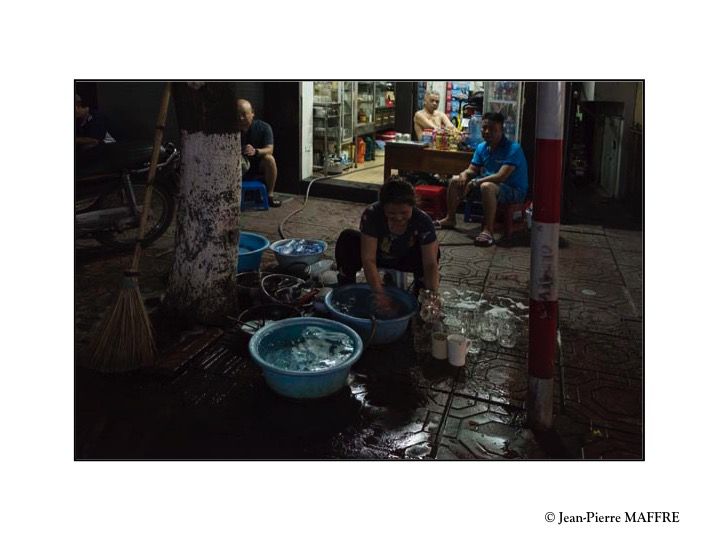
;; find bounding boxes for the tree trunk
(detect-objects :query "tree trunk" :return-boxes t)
[163,82,242,325]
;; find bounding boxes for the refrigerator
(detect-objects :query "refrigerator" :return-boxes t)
[483,81,524,142]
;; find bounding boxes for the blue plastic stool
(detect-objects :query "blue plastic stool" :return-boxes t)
[463,198,484,223]
[241,179,269,211]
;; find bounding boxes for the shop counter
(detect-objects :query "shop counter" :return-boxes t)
[383,142,473,182]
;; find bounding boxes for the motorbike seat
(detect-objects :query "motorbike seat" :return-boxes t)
[75,141,171,180]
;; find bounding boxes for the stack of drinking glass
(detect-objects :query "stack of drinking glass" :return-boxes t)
[439,289,522,354]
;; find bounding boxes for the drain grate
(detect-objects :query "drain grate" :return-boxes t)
[169,330,249,407]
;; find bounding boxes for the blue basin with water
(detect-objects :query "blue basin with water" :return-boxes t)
[249,317,364,399]
[324,284,418,345]
[237,232,270,272]
[269,238,327,268]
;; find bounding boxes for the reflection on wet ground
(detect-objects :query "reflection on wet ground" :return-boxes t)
[75,198,642,460]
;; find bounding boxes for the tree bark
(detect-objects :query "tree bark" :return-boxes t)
[163,82,242,325]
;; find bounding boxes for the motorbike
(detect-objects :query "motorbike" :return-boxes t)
[75,141,179,249]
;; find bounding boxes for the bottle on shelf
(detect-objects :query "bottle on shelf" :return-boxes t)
[467,113,483,149]
[356,137,366,164]
[505,116,515,140]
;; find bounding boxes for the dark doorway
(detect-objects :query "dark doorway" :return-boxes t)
[263,82,301,194]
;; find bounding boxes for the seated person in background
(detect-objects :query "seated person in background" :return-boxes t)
[75,93,116,151]
[413,91,459,141]
[335,178,440,312]
[434,112,528,247]
[237,98,281,207]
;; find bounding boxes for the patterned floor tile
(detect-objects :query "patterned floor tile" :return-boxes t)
[558,230,611,249]
[77,191,644,460]
[453,352,527,408]
[560,329,643,379]
[490,248,531,272]
[487,268,530,292]
[550,413,642,459]
[439,259,490,281]
[454,420,545,459]
[579,427,643,459]
[560,224,606,235]
[440,244,493,264]
[558,255,625,285]
[559,299,629,336]
[612,250,643,269]
[560,366,642,433]
[627,287,643,316]
[618,264,643,290]
[605,229,644,253]
[556,278,632,308]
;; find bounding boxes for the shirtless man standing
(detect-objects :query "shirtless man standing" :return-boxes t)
[413,91,458,140]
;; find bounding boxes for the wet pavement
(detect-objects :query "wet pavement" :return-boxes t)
[75,193,643,460]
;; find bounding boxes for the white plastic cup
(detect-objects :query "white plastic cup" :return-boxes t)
[431,332,448,360]
[447,333,471,366]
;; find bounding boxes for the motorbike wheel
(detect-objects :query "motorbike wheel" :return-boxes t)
[94,181,175,249]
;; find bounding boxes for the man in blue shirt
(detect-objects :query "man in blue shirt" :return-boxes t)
[434,112,528,246]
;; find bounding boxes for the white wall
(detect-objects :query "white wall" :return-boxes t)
[427,81,447,106]
[301,82,314,179]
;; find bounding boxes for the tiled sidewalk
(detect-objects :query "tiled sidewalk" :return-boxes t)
[75,195,642,459]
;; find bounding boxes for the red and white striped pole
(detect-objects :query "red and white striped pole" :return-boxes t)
[527,82,566,430]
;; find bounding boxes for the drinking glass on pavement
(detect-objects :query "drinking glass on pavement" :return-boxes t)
[460,309,481,354]
[480,311,499,342]
[498,316,518,348]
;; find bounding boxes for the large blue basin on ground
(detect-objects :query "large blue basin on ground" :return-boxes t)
[249,317,364,399]
[324,284,418,345]
[237,232,270,272]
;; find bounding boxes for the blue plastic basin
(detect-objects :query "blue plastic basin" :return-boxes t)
[249,317,364,399]
[324,284,418,345]
[237,232,270,272]
[269,238,327,268]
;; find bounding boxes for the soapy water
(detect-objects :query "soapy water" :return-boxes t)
[275,239,325,256]
[437,288,528,347]
[263,326,356,372]
[441,289,528,318]
[332,290,409,320]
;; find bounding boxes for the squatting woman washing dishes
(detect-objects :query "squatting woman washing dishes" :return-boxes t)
[334,177,440,312]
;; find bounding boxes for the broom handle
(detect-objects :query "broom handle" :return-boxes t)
[129,81,173,272]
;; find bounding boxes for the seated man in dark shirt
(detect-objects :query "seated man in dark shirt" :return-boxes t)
[75,93,115,151]
[334,177,440,311]
[237,99,281,207]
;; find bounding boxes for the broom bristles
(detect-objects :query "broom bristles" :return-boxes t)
[87,277,157,373]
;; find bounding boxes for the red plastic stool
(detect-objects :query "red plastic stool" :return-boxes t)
[464,198,532,241]
[491,200,532,241]
[415,185,447,220]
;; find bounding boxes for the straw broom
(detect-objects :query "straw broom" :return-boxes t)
[87,82,173,372]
